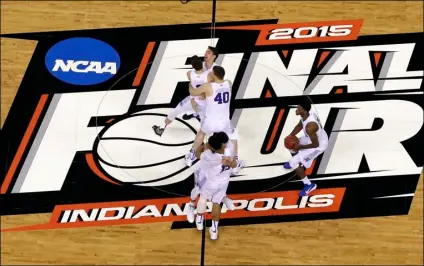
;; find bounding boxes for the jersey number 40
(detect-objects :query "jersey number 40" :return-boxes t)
[214,92,230,104]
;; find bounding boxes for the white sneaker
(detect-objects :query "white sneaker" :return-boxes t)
[185,151,196,167]
[222,197,236,211]
[195,214,204,231]
[231,159,246,175]
[187,202,195,223]
[209,226,218,240]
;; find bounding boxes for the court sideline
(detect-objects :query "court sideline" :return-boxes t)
[1,1,423,265]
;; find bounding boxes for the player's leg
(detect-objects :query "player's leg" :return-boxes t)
[185,129,206,166]
[224,124,245,175]
[209,203,221,240]
[153,96,194,136]
[187,166,207,223]
[183,98,204,121]
[284,146,325,196]
[221,179,235,211]
[185,119,210,166]
[196,181,215,231]
[283,136,317,195]
[219,125,243,210]
[208,183,227,240]
[195,195,208,231]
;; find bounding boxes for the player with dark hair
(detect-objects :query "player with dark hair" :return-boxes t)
[191,131,237,240]
[283,98,329,196]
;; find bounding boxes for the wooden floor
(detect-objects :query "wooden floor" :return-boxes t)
[1,1,423,265]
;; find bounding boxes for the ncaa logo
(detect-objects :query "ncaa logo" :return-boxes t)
[45,37,121,86]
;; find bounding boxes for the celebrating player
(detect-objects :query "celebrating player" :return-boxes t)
[152,55,208,136]
[182,46,219,121]
[191,132,237,240]
[186,130,238,225]
[185,66,244,174]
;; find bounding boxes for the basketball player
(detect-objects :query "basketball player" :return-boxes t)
[182,46,219,121]
[152,55,208,136]
[283,99,329,196]
[184,66,245,174]
[191,132,237,240]
[186,131,237,225]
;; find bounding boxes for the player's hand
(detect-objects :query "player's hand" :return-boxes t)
[292,143,301,151]
[222,156,233,162]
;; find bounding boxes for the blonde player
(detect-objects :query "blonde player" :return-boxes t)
[152,55,208,136]
[185,66,245,174]
[186,132,237,225]
[283,99,329,196]
[192,132,237,240]
[183,46,219,121]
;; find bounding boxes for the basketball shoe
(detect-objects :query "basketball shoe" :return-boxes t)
[152,125,164,137]
[283,162,317,196]
[185,149,197,166]
[231,157,245,175]
[186,202,195,223]
[209,226,218,240]
[299,183,317,197]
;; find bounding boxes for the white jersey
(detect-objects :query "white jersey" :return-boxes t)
[301,111,329,149]
[189,70,208,101]
[190,70,208,89]
[203,62,218,74]
[198,141,234,183]
[204,80,231,123]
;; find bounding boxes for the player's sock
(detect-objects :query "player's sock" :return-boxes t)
[212,220,219,231]
[209,220,219,240]
[195,213,204,231]
[301,176,312,185]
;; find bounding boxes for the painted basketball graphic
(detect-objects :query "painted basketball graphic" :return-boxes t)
[94,108,200,186]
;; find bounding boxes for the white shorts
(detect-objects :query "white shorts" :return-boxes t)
[201,119,239,140]
[167,96,206,121]
[194,166,207,187]
[289,136,327,169]
[199,178,230,204]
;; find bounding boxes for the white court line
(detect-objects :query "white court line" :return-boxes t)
[289,167,423,182]
[373,193,415,199]
[376,91,423,96]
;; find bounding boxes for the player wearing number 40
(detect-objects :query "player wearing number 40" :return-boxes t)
[185,66,244,174]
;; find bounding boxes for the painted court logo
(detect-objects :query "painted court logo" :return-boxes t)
[45,37,120,85]
[1,19,423,232]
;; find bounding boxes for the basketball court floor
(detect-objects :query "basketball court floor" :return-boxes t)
[1,1,423,265]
